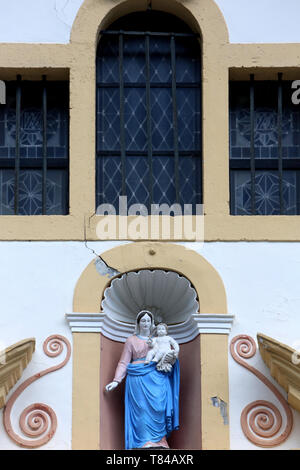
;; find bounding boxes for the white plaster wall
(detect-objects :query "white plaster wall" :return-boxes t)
[0,240,300,450]
[0,0,300,44]
[216,0,300,43]
[0,240,126,450]
[0,0,80,43]
[193,241,300,450]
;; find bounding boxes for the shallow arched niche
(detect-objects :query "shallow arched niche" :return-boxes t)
[73,242,227,314]
[71,242,230,451]
[70,0,229,48]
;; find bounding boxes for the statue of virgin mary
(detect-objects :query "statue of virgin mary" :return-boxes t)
[105,310,180,449]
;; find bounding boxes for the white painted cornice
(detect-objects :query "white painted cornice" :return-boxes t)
[66,312,234,344]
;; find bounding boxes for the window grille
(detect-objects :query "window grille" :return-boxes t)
[0,77,69,215]
[230,74,300,215]
[96,12,202,213]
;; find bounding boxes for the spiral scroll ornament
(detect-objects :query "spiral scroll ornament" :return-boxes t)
[230,335,293,448]
[3,335,71,448]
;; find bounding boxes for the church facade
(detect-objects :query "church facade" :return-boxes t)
[0,0,300,450]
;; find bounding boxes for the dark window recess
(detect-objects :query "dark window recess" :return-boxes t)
[230,76,300,215]
[0,78,69,215]
[96,11,202,213]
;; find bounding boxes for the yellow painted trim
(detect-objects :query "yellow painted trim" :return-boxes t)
[71,333,101,450]
[83,214,300,242]
[201,334,230,450]
[72,242,230,449]
[0,0,300,241]
[228,44,300,69]
[204,215,300,242]
[0,0,300,240]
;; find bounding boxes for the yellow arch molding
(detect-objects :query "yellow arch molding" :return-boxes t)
[71,242,230,450]
[70,0,229,46]
[70,0,231,240]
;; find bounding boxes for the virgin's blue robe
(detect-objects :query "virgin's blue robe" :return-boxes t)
[125,360,180,449]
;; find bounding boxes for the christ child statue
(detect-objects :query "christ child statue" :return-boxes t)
[145,323,179,373]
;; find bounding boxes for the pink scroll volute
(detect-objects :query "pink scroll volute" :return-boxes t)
[230,335,293,448]
[3,334,71,449]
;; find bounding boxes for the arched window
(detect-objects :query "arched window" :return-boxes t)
[96,11,201,213]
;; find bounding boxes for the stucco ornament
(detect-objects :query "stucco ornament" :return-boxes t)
[230,335,293,447]
[105,311,180,449]
[3,335,71,449]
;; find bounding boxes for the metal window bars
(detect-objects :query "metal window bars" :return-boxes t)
[14,76,49,214]
[97,29,201,210]
[230,73,300,215]
[0,77,69,215]
[14,75,21,215]
[249,74,255,215]
[277,72,284,214]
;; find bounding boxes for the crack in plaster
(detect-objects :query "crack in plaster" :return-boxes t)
[54,0,78,28]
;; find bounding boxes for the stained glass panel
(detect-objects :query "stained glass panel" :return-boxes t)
[126,156,149,208]
[179,156,202,208]
[230,80,300,215]
[149,36,171,84]
[96,12,202,212]
[96,156,150,209]
[0,80,69,215]
[177,89,201,151]
[0,169,67,215]
[152,156,176,206]
[230,81,300,159]
[231,170,299,215]
[0,82,68,160]
[96,156,121,209]
[125,89,147,151]
[96,36,119,84]
[124,37,146,83]
[96,155,202,211]
[175,37,201,84]
[97,88,120,151]
[0,169,14,215]
[151,89,173,151]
